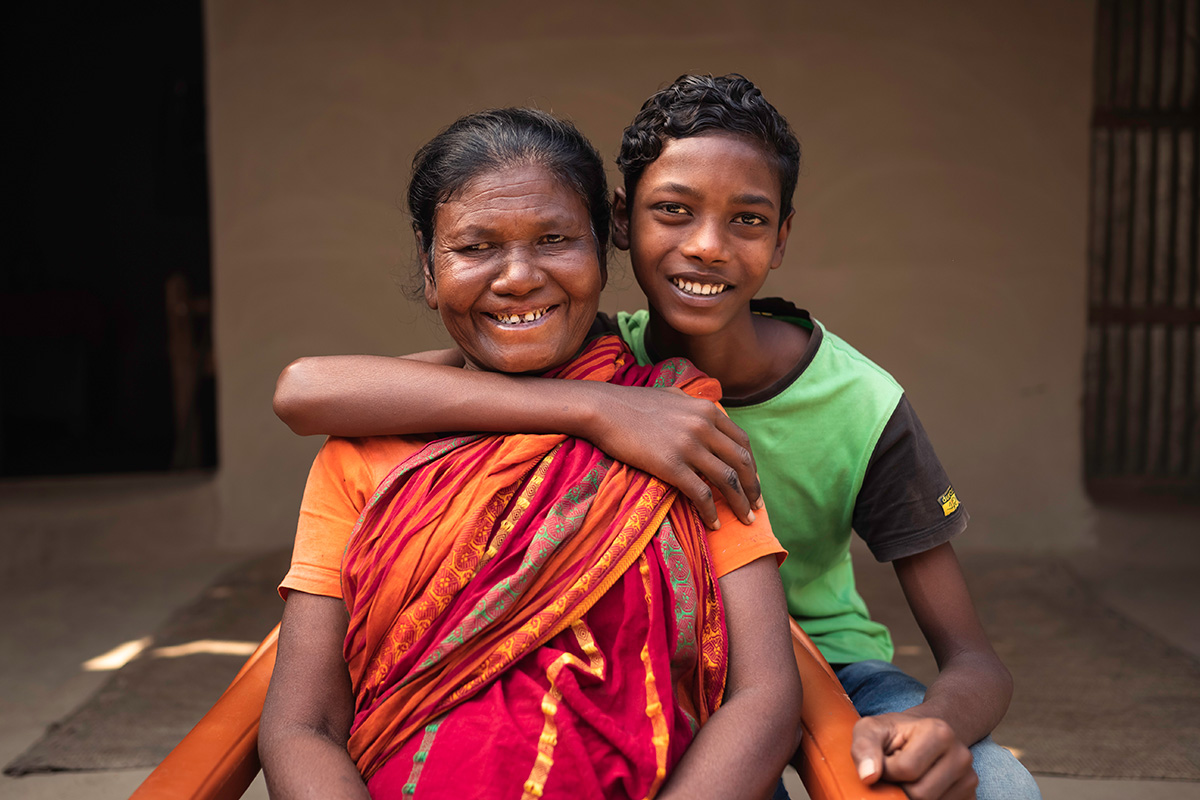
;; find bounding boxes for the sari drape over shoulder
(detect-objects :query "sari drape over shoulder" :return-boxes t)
[339,336,728,798]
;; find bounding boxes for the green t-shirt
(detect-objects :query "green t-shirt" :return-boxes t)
[617,301,968,665]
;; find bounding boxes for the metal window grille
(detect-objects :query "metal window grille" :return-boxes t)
[1085,0,1200,499]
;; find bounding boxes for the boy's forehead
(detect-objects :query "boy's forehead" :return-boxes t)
[644,133,782,201]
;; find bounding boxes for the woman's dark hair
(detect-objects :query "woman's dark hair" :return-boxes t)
[408,108,610,281]
[617,74,801,221]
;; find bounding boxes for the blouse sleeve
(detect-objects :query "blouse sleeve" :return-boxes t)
[279,437,387,599]
[705,498,786,579]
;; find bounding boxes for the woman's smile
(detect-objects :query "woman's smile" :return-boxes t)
[486,305,556,326]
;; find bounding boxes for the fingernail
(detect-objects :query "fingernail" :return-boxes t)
[755,497,765,509]
[711,519,721,530]
[746,510,756,523]
[858,758,876,780]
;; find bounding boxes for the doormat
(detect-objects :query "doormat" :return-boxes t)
[3,549,289,775]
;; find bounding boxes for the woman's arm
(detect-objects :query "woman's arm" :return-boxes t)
[658,556,803,800]
[259,591,370,800]
[274,354,763,529]
[851,542,1008,799]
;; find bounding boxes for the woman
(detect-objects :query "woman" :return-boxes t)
[258,108,801,800]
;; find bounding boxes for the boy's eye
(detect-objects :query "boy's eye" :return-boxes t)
[656,203,690,215]
[735,213,767,226]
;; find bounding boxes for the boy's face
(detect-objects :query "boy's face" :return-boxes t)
[613,133,793,339]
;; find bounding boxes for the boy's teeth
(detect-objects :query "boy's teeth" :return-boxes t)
[672,278,728,296]
[494,307,548,325]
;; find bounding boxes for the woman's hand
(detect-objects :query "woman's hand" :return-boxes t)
[852,711,977,800]
[580,382,762,528]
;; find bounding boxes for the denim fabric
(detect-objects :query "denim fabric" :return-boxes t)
[834,660,1041,800]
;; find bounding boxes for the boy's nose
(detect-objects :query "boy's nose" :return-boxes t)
[681,218,729,265]
[491,248,545,295]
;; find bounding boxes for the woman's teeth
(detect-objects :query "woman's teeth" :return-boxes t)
[672,278,729,296]
[492,307,549,325]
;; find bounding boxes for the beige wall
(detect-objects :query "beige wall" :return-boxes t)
[205,1,1096,549]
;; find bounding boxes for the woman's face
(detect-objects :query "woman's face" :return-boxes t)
[425,164,606,374]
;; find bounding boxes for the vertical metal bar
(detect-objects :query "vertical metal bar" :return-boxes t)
[1158,0,1189,473]
[1183,126,1199,473]
[1116,0,1144,471]
[1138,0,1165,473]
[1091,2,1126,475]
[1095,0,1118,110]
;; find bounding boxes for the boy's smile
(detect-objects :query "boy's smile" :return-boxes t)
[614,133,792,340]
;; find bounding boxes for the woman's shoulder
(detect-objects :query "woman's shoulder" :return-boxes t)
[314,435,433,489]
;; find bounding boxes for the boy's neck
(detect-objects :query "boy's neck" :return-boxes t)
[646,307,810,399]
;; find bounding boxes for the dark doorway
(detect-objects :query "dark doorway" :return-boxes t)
[1084,0,1199,501]
[3,2,216,477]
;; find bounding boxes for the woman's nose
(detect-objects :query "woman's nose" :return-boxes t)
[491,248,545,296]
[680,218,729,265]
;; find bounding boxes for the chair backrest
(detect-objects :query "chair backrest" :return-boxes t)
[130,619,905,799]
[789,619,906,799]
[129,625,278,800]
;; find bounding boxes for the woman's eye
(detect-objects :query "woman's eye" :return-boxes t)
[656,203,689,215]
[462,242,492,252]
[542,234,566,244]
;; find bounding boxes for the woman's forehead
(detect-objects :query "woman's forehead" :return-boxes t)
[437,165,588,233]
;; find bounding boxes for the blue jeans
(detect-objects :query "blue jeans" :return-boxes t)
[833,660,1041,800]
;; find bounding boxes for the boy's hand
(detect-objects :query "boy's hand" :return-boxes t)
[584,384,762,528]
[851,711,978,800]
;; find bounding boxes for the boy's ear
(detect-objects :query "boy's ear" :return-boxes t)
[770,209,795,270]
[611,188,631,251]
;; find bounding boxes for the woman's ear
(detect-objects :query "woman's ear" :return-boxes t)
[420,246,438,310]
[611,188,631,251]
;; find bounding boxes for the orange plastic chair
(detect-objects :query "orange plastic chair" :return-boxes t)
[130,620,903,799]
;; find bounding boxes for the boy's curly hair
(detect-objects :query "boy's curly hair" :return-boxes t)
[617,74,801,221]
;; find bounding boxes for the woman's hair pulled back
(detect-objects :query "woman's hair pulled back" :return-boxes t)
[408,108,610,278]
[617,74,800,220]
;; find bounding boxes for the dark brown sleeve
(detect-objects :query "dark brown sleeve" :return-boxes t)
[853,395,969,562]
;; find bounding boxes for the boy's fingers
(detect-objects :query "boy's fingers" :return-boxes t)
[674,471,721,530]
[887,747,976,800]
[693,452,755,525]
[850,718,889,785]
[876,718,973,799]
[941,769,980,800]
[713,414,762,509]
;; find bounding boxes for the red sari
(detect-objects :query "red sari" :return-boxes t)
[340,336,727,799]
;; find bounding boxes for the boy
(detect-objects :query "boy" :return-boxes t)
[274,75,1039,799]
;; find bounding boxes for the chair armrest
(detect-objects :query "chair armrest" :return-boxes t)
[790,619,906,800]
[129,624,279,800]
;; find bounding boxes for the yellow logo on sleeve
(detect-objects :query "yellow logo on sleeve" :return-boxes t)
[938,486,960,516]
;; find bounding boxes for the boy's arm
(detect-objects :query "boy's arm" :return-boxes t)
[274,354,762,528]
[851,542,1005,799]
[658,555,802,800]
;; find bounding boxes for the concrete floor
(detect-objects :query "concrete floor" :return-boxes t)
[1,475,1198,799]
